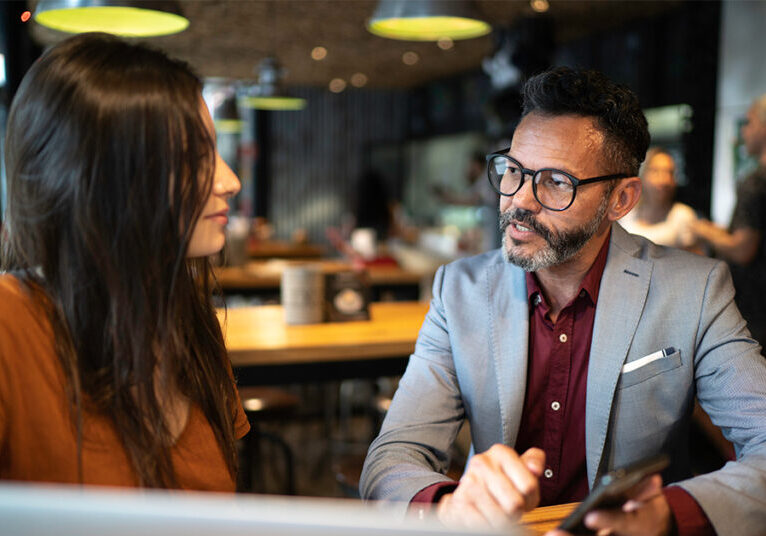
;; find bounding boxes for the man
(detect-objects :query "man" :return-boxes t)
[360,68,766,536]
[693,94,766,346]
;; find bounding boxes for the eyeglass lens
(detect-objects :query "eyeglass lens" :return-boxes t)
[488,155,575,210]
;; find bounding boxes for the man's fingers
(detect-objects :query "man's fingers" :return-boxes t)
[462,480,521,528]
[441,489,511,529]
[462,454,526,515]
[584,485,671,536]
[625,474,663,504]
[520,447,546,476]
[494,447,542,510]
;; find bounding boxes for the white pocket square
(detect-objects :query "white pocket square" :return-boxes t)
[622,347,676,374]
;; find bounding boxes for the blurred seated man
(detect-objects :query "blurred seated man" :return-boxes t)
[361,67,766,536]
[620,147,700,252]
[693,94,766,346]
[433,151,500,252]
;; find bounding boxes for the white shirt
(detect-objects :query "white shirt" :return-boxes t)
[619,202,698,249]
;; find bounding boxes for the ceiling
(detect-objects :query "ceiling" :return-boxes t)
[29,0,678,89]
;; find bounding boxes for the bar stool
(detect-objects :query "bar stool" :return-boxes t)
[238,386,300,495]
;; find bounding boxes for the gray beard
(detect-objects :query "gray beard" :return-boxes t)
[499,197,609,272]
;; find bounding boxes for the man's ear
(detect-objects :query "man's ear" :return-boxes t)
[607,176,641,221]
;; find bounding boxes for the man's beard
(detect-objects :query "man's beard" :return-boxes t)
[499,197,609,272]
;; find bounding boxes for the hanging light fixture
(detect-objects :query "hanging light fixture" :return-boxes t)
[34,0,188,37]
[240,57,306,111]
[367,0,490,41]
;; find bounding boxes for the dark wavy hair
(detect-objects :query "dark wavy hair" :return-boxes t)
[1,33,238,487]
[521,67,650,176]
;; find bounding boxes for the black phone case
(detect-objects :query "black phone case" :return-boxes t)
[557,454,670,535]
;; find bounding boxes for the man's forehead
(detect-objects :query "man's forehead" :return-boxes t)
[512,114,604,154]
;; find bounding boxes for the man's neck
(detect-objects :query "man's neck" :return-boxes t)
[760,151,766,167]
[534,227,610,322]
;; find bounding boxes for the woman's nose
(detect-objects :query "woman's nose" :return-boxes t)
[214,153,241,198]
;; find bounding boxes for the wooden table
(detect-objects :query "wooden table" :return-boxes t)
[220,301,429,384]
[247,240,325,259]
[215,260,426,292]
[521,502,578,534]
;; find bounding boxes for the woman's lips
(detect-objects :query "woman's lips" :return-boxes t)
[205,211,229,225]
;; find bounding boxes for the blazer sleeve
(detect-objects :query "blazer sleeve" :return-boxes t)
[359,264,464,508]
[673,260,766,535]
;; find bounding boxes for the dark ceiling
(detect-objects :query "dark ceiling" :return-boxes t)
[29,0,678,89]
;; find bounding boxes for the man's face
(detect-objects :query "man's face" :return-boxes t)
[642,152,676,206]
[499,113,613,272]
[741,104,766,158]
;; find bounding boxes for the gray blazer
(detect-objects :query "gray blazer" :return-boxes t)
[361,224,766,534]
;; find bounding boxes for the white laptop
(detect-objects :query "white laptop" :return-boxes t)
[0,482,527,536]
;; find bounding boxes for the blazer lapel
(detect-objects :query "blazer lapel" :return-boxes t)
[486,258,530,447]
[585,225,653,487]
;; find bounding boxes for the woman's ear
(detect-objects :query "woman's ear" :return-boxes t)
[607,176,642,221]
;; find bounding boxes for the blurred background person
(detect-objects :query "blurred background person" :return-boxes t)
[693,94,766,346]
[620,147,700,251]
[0,33,248,488]
[433,151,500,252]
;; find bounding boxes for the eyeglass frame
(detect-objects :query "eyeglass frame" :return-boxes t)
[485,149,630,211]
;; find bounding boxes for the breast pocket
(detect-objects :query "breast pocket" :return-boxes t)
[619,349,683,389]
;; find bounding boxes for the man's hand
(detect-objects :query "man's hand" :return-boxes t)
[546,474,672,536]
[436,445,545,529]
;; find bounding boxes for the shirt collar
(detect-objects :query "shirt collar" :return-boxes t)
[525,230,612,308]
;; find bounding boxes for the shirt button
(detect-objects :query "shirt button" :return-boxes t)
[544,468,554,479]
[551,401,561,411]
[533,294,542,306]
[559,333,568,343]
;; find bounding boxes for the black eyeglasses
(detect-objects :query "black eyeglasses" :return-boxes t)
[486,149,629,211]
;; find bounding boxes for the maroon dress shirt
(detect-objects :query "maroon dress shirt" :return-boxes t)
[411,234,713,535]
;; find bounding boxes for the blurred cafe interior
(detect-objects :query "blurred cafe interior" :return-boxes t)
[0,0,764,532]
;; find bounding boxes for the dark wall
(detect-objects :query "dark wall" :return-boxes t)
[554,1,721,216]
[264,86,409,245]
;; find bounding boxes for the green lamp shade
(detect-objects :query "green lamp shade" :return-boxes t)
[35,4,188,37]
[242,96,307,111]
[368,16,490,41]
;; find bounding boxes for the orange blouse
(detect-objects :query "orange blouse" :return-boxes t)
[0,274,249,490]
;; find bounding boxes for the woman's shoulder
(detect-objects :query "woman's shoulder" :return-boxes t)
[0,273,28,312]
[0,273,38,317]
[0,273,51,341]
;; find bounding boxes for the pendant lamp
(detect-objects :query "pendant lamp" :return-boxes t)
[34,0,188,37]
[367,0,490,41]
[240,57,306,112]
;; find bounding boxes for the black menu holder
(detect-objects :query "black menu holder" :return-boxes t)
[324,270,371,322]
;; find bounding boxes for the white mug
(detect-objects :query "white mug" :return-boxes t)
[281,265,325,325]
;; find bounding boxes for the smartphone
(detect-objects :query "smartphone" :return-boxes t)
[558,453,670,535]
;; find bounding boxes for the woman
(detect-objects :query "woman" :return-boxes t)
[619,146,700,251]
[0,33,248,489]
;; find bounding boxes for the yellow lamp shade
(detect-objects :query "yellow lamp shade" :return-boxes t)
[368,15,490,41]
[367,0,490,41]
[241,96,307,112]
[34,2,188,37]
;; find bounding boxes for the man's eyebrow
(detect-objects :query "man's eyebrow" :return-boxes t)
[506,153,578,176]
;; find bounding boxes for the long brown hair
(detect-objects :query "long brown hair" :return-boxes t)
[1,33,238,487]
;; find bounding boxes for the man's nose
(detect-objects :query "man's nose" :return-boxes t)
[511,175,540,212]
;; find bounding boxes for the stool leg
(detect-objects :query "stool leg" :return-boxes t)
[258,430,296,495]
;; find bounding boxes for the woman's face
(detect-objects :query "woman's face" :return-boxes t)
[187,101,241,258]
